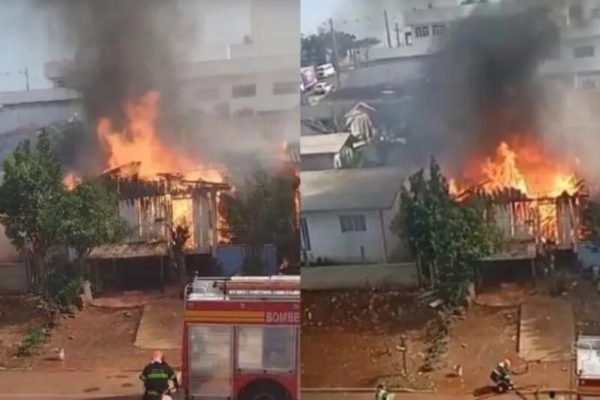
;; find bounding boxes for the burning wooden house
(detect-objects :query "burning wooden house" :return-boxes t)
[449,138,588,277]
[88,162,230,290]
[457,183,588,260]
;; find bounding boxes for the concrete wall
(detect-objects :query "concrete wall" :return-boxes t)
[343,58,426,87]
[0,101,82,136]
[301,263,419,290]
[0,263,27,294]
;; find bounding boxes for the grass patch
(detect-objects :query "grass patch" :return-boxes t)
[17,328,46,357]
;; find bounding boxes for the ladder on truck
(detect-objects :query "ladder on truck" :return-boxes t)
[184,275,300,302]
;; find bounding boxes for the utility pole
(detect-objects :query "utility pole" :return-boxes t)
[329,18,341,89]
[23,68,29,91]
[394,23,401,47]
[384,10,392,48]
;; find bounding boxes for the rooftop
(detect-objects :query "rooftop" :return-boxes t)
[301,167,404,212]
[300,133,352,155]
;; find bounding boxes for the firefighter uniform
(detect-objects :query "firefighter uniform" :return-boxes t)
[375,385,389,400]
[139,360,179,400]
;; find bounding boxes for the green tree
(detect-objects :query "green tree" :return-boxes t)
[301,31,380,67]
[0,131,65,293]
[391,157,501,306]
[58,180,129,277]
[220,166,298,275]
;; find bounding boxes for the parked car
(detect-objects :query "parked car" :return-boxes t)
[312,82,333,95]
[316,63,336,78]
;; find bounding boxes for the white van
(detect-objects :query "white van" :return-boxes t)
[316,63,336,78]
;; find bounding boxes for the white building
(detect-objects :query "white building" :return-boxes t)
[0,88,81,136]
[44,0,299,119]
[300,133,354,171]
[540,0,600,89]
[300,167,404,264]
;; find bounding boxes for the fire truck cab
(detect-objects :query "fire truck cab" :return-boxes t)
[576,335,600,399]
[181,275,300,400]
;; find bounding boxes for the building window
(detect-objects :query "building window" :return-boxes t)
[569,4,583,22]
[339,215,366,233]
[432,24,446,36]
[234,108,254,117]
[195,87,219,101]
[214,102,230,117]
[414,25,430,38]
[300,217,311,250]
[231,84,256,98]
[273,81,298,95]
[573,45,594,58]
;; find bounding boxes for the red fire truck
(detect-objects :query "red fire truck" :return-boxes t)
[576,335,600,399]
[181,275,300,400]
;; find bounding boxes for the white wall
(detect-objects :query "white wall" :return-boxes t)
[0,101,82,135]
[302,208,399,263]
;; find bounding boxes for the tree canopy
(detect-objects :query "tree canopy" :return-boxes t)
[0,130,128,292]
[220,166,299,274]
[301,30,380,67]
[391,157,502,306]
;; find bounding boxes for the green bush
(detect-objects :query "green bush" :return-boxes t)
[18,328,46,357]
[45,269,82,310]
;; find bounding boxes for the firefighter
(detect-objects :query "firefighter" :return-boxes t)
[139,350,179,400]
[375,383,389,400]
[490,359,513,392]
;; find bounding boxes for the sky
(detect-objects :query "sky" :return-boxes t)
[0,0,327,91]
[301,0,339,34]
[0,1,56,91]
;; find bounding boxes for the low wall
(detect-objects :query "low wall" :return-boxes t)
[0,262,27,294]
[301,263,419,290]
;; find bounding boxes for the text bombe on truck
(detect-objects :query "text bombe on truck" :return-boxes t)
[181,275,300,400]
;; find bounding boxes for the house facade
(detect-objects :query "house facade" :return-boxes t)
[300,168,405,264]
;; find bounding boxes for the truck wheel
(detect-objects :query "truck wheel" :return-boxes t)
[238,380,291,400]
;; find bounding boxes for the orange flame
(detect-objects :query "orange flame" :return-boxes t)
[450,138,578,198]
[63,172,81,191]
[97,91,223,183]
[449,137,580,243]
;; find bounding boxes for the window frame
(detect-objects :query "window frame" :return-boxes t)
[339,214,367,233]
[231,84,257,98]
[414,25,430,38]
[573,45,594,59]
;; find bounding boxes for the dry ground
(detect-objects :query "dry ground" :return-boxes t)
[301,285,577,394]
[0,296,182,371]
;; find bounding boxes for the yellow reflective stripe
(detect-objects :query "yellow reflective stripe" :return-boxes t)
[146,372,169,379]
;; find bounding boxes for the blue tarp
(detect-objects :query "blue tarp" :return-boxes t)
[216,244,277,276]
[578,241,600,271]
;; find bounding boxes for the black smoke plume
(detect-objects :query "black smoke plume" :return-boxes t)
[407,4,559,170]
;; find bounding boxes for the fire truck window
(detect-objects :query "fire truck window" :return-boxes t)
[188,325,233,397]
[237,326,295,372]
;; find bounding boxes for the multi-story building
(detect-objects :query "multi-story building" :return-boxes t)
[540,0,600,89]
[44,0,300,119]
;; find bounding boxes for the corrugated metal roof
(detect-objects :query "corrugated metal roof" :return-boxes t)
[0,88,80,106]
[301,133,351,155]
[301,167,404,212]
[89,242,168,259]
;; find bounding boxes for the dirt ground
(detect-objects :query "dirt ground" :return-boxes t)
[301,286,574,394]
[301,289,435,389]
[0,296,51,367]
[0,296,182,371]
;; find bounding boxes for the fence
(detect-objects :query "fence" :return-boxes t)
[301,263,419,290]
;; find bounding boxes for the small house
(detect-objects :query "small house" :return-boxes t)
[300,167,405,264]
[300,133,355,171]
